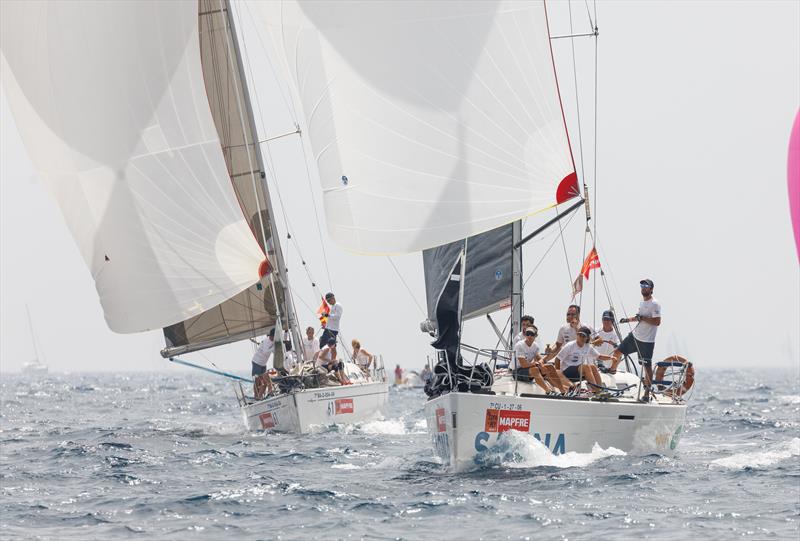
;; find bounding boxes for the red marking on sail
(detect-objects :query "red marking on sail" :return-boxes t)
[555,172,580,204]
[258,259,271,277]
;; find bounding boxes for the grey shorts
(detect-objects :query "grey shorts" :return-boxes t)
[618,333,654,363]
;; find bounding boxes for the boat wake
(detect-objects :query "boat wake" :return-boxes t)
[710,437,800,470]
[474,430,626,469]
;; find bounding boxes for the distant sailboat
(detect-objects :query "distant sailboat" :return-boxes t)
[21,305,48,375]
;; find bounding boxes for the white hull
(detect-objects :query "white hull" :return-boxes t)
[425,388,687,472]
[241,381,389,434]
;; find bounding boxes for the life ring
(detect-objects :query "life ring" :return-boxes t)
[656,355,694,396]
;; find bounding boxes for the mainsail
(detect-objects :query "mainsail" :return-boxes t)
[162,0,296,357]
[253,0,578,254]
[423,223,515,323]
[1,1,267,333]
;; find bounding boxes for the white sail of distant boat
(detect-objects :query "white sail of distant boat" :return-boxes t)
[253,0,694,471]
[21,305,48,375]
[1,0,387,433]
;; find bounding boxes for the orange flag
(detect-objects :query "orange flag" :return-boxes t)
[580,247,601,280]
[317,296,330,326]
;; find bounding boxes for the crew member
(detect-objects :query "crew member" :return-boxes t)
[251,328,275,399]
[319,292,343,349]
[512,326,554,394]
[612,279,662,401]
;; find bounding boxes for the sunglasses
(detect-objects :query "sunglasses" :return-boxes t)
[566,312,577,316]
[640,284,651,288]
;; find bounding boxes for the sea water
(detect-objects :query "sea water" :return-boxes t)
[1,368,798,540]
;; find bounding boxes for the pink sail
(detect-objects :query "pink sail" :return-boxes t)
[790,110,800,262]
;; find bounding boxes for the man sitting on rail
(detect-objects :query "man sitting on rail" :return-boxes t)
[555,326,613,395]
[512,326,556,394]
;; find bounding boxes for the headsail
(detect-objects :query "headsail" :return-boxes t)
[162,0,296,357]
[423,223,514,325]
[1,1,266,333]
[253,0,578,254]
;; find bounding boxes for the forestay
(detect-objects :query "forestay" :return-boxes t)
[163,0,292,357]
[252,0,577,254]
[0,1,266,333]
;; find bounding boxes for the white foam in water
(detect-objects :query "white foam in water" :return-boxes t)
[776,395,800,406]
[710,437,800,470]
[359,418,407,435]
[481,430,625,469]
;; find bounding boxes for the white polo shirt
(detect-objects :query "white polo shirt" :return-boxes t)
[327,303,343,332]
[556,323,594,345]
[252,338,275,367]
[512,340,540,370]
[593,328,619,356]
[556,340,600,370]
[633,298,661,343]
[302,337,319,361]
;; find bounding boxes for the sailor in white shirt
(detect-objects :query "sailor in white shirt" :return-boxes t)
[319,292,343,349]
[542,304,594,363]
[612,279,661,400]
[511,326,553,394]
[555,326,612,395]
[512,315,535,346]
[251,328,275,399]
[592,310,621,372]
[302,326,320,363]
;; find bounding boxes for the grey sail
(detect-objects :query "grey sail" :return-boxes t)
[162,0,291,358]
[422,223,515,325]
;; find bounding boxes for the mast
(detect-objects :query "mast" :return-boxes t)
[222,0,303,356]
[510,221,523,346]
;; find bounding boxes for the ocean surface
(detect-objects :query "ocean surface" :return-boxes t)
[1,368,798,540]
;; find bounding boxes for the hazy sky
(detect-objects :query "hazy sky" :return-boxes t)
[1,1,798,376]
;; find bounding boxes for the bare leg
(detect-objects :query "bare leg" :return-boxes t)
[542,365,571,393]
[580,365,601,392]
[528,366,552,393]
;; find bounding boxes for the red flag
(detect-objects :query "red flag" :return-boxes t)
[317,296,330,327]
[580,247,601,280]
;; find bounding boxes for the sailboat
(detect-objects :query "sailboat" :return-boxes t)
[1,0,387,433]
[252,0,693,470]
[21,305,48,375]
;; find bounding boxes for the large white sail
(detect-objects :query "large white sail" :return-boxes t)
[1,1,266,333]
[253,0,578,254]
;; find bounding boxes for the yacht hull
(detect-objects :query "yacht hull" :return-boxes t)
[242,381,389,434]
[424,391,687,472]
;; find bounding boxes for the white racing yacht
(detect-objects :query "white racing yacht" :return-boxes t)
[1,0,389,432]
[253,1,695,469]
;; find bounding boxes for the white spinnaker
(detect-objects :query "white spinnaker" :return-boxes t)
[0,1,266,333]
[252,0,576,254]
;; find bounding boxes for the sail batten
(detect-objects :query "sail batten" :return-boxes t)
[252,0,577,254]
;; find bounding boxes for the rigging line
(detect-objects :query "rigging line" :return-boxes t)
[555,203,575,293]
[386,257,426,317]
[240,0,299,125]
[592,1,599,318]
[523,208,580,287]
[567,0,587,189]
[584,0,595,29]
[298,133,335,291]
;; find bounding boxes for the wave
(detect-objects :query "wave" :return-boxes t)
[475,430,626,469]
[710,437,800,470]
